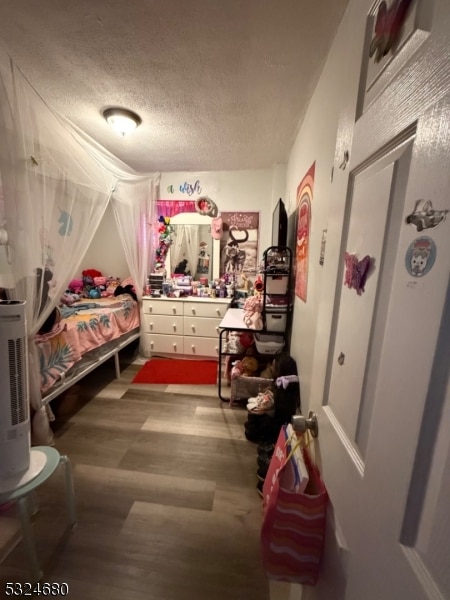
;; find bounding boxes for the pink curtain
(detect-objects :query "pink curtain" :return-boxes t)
[156,200,196,217]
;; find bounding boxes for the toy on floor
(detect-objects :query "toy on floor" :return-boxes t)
[241,356,259,377]
[230,360,244,380]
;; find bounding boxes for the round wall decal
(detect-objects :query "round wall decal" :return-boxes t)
[405,236,436,278]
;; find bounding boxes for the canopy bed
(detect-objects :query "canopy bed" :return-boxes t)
[0,55,159,443]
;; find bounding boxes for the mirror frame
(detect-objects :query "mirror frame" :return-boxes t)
[165,213,220,280]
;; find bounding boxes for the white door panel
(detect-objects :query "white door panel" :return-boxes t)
[326,158,396,442]
[307,94,450,600]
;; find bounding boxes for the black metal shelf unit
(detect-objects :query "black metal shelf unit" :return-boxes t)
[260,246,293,350]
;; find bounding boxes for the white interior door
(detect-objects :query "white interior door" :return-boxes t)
[306,4,450,599]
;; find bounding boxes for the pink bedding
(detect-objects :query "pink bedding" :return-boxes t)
[35,294,140,394]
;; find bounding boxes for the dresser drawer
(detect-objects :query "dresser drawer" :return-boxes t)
[143,333,184,355]
[184,301,228,319]
[183,316,221,338]
[183,336,220,358]
[143,314,183,335]
[142,299,183,316]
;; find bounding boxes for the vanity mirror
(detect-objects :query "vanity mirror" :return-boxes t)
[165,212,220,281]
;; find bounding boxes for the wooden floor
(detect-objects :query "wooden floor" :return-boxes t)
[0,346,271,599]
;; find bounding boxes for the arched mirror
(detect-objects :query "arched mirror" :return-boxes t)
[165,213,220,280]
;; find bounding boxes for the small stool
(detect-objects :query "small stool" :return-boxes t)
[0,446,76,582]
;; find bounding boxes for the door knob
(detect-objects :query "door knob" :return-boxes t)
[291,411,319,438]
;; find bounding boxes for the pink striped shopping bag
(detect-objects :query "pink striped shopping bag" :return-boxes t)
[260,425,327,585]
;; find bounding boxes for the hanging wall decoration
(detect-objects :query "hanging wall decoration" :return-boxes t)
[295,163,315,302]
[219,212,259,279]
[195,196,218,218]
[344,252,373,295]
[405,236,436,278]
[154,216,174,272]
[405,199,449,232]
[369,0,414,63]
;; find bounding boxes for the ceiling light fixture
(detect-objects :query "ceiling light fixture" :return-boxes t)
[103,107,142,136]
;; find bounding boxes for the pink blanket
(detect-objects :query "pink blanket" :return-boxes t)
[35,294,140,393]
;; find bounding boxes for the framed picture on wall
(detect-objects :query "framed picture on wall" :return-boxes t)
[220,212,260,280]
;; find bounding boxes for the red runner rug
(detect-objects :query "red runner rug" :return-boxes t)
[132,358,218,384]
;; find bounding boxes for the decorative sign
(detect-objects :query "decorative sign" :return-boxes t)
[166,179,202,196]
[163,173,219,199]
[405,199,448,232]
[405,236,436,278]
[295,163,315,302]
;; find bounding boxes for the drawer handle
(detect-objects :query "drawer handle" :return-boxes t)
[191,308,196,315]
[172,307,177,314]
[216,308,220,314]
[191,325,195,332]
[173,342,177,348]
[150,341,154,348]
[172,325,177,331]
[215,326,219,333]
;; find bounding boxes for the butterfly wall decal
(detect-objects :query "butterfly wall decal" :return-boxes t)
[369,0,414,63]
[344,253,372,295]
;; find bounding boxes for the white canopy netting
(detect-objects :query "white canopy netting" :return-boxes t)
[0,54,159,444]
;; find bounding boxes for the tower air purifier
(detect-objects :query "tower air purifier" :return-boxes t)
[0,300,31,485]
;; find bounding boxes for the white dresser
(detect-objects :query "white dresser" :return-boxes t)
[141,296,230,358]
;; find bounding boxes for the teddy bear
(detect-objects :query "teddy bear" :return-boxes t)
[241,356,259,377]
[68,278,83,295]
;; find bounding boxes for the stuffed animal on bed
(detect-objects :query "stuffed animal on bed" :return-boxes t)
[82,269,102,279]
[68,278,83,295]
[93,276,107,295]
[114,284,137,302]
[106,277,121,295]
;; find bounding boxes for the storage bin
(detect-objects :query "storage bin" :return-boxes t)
[264,311,287,332]
[265,274,288,295]
[231,376,273,403]
[254,332,285,354]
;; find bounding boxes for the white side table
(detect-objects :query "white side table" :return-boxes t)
[0,446,76,582]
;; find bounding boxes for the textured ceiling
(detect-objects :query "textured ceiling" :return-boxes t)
[0,0,349,173]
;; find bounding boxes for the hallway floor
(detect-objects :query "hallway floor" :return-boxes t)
[0,349,271,599]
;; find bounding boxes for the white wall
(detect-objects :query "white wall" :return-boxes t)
[79,203,129,280]
[285,0,366,415]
